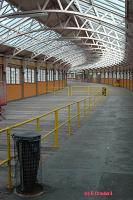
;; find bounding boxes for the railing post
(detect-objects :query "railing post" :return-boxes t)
[88,97,91,112]
[68,105,71,135]
[77,102,80,128]
[90,87,91,94]
[54,110,59,147]
[67,87,69,96]
[84,99,86,116]
[6,129,13,191]
[54,87,56,96]
[88,86,90,95]
[94,96,96,110]
[68,86,72,96]
[36,118,41,131]
[106,88,108,96]
[70,86,72,96]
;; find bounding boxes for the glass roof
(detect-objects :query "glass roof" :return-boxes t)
[71,0,125,71]
[0,0,126,70]
[0,0,86,67]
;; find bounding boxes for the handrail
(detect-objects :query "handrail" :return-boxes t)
[0,97,86,133]
[53,86,108,96]
[0,94,105,191]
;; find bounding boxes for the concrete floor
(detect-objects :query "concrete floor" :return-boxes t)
[0,81,104,192]
[0,82,133,200]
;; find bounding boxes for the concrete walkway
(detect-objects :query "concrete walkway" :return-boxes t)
[1,83,133,200]
[42,91,133,200]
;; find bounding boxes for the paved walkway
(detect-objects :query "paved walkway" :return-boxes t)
[1,82,133,200]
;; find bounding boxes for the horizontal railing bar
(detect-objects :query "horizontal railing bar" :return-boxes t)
[70,114,79,121]
[41,113,81,141]
[41,130,55,141]
[0,159,9,166]
[58,119,69,129]
[0,156,14,166]
[0,97,88,134]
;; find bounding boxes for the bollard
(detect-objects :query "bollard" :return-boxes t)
[102,87,107,96]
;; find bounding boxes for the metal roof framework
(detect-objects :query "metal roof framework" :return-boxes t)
[0,0,125,71]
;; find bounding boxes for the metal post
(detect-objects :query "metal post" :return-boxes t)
[70,86,72,96]
[68,105,71,135]
[90,87,91,94]
[94,97,96,110]
[106,88,108,96]
[88,86,90,95]
[77,102,80,128]
[88,97,91,112]
[54,110,59,147]
[53,86,56,96]
[68,86,72,96]
[6,129,13,191]
[84,99,86,116]
[36,118,41,131]
[67,87,69,96]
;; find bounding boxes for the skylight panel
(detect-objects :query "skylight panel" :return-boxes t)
[95,0,125,15]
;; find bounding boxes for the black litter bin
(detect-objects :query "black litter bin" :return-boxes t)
[12,132,41,194]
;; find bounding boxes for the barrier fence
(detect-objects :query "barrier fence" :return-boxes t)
[0,93,106,191]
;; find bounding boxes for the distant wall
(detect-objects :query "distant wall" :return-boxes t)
[0,57,67,102]
[77,67,133,92]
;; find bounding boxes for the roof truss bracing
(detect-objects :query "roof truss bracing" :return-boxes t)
[0,0,125,70]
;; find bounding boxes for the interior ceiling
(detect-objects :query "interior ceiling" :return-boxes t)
[0,0,128,71]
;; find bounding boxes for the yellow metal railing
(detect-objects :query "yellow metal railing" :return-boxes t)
[0,95,104,190]
[53,86,108,96]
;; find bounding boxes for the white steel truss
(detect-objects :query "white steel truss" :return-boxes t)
[0,0,125,70]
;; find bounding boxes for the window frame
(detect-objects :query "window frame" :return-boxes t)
[6,66,20,84]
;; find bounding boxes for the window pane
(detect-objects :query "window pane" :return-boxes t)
[56,70,58,80]
[50,70,52,81]
[24,68,28,82]
[51,70,53,81]
[16,68,20,84]
[42,70,46,81]
[47,70,50,81]
[32,69,35,83]
[6,67,10,84]
[38,69,41,81]
[11,68,16,84]
[27,69,31,82]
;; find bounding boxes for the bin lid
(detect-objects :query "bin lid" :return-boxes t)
[12,132,41,141]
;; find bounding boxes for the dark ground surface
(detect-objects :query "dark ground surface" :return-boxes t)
[1,83,133,200]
